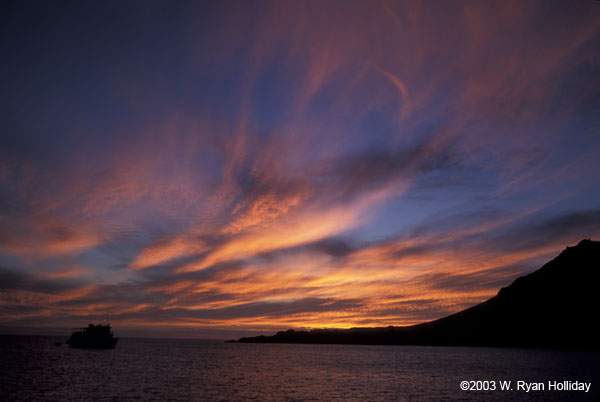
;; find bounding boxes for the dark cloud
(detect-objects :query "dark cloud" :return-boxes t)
[0,266,81,294]
[489,209,600,254]
[316,140,463,198]
[55,282,156,307]
[138,259,250,291]
[307,238,354,258]
[251,237,356,262]
[383,208,600,262]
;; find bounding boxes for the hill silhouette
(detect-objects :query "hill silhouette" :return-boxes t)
[237,239,599,348]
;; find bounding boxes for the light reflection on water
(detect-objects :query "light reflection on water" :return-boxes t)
[1,336,598,401]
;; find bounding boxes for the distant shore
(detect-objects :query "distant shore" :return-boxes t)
[235,240,599,349]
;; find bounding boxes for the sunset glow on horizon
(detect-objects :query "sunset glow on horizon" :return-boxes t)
[1,0,599,338]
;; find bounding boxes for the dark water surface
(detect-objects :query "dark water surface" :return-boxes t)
[1,335,598,401]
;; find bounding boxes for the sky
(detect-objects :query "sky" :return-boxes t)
[1,0,599,339]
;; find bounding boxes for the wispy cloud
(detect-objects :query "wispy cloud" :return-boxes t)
[1,0,599,336]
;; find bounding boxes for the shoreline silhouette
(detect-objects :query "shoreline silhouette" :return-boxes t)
[236,239,599,348]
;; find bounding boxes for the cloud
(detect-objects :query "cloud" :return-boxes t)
[0,265,85,295]
[490,209,600,253]
[1,0,599,335]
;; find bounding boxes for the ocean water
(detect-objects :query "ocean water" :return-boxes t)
[1,336,598,401]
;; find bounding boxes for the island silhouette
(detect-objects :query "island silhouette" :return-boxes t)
[236,239,599,348]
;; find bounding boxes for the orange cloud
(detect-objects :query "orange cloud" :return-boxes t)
[179,187,395,273]
[130,236,205,270]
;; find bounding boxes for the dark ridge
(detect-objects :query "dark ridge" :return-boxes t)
[236,239,599,348]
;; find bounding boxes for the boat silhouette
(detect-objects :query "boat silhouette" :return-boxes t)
[66,323,118,349]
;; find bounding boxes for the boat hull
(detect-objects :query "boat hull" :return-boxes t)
[66,323,118,349]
